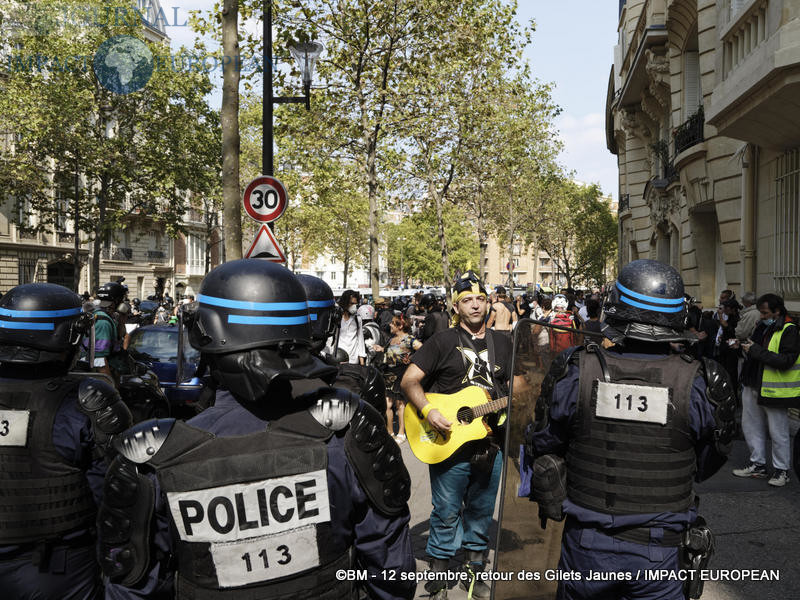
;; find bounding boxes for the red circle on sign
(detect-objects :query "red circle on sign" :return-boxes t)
[242,176,288,223]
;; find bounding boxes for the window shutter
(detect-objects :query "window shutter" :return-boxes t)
[684,51,701,118]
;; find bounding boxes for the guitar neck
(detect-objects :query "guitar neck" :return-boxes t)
[473,396,508,419]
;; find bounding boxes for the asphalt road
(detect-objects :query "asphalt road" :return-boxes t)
[401,420,800,600]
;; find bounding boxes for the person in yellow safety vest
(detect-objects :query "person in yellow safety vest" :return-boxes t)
[731,293,800,487]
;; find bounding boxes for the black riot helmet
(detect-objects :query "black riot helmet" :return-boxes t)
[420,293,437,311]
[296,274,337,352]
[0,283,91,365]
[95,281,127,312]
[603,259,689,342]
[188,259,335,402]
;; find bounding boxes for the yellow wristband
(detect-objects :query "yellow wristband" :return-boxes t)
[421,404,434,420]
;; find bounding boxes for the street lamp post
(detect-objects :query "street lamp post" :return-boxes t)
[262,1,323,223]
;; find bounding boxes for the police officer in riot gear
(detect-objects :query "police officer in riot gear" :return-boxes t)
[298,274,388,417]
[526,260,735,600]
[0,283,131,600]
[419,293,449,342]
[99,259,415,600]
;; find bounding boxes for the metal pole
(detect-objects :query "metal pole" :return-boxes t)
[263,0,273,178]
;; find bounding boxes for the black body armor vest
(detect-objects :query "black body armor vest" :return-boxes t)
[0,377,96,544]
[147,419,354,600]
[568,350,700,515]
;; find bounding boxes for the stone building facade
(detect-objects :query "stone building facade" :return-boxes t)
[608,0,800,311]
[0,0,223,299]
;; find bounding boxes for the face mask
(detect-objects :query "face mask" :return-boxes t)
[761,318,775,327]
[348,305,357,315]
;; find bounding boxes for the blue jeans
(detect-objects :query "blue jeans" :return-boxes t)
[426,450,502,559]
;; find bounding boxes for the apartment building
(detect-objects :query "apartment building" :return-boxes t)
[608,0,800,310]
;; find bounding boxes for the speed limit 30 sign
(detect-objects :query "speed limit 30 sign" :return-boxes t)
[242,176,288,223]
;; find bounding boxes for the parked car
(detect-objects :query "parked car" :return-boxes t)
[126,324,204,417]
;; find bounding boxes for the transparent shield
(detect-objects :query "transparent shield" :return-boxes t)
[493,318,605,599]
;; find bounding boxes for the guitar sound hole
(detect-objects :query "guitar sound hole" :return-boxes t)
[456,407,474,425]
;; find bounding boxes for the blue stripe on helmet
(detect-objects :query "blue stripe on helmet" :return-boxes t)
[310,314,318,321]
[0,320,55,330]
[307,300,335,308]
[616,282,684,305]
[0,307,82,318]
[620,295,685,313]
[199,295,308,312]
[227,315,310,325]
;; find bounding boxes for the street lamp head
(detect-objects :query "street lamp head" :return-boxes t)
[289,41,324,89]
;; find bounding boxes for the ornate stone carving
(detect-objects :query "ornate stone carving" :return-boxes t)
[645,180,681,230]
[621,108,651,143]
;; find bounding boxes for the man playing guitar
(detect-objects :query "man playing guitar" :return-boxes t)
[402,271,522,600]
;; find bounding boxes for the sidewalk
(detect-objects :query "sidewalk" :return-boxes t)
[402,419,800,600]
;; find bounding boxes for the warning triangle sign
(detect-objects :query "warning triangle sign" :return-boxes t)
[245,224,286,262]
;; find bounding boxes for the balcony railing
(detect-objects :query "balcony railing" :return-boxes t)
[619,194,630,212]
[673,107,705,156]
[147,250,168,263]
[102,247,133,261]
[57,232,75,244]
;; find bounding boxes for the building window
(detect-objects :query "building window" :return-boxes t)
[55,175,73,233]
[18,257,36,285]
[775,149,800,299]
[187,233,206,275]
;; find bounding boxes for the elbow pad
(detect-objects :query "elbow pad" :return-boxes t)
[97,454,155,585]
[345,402,410,516]
[701,358,737,454]
[78,378,132,450]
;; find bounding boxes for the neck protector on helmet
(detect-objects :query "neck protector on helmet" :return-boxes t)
[209,346,337,403]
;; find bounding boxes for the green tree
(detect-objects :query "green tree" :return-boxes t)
[536,182,618,288]
[0,0,220,290]
[386,205,478,286]
[238,94,370,280]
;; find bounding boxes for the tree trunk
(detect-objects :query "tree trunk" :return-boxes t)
[91,174,109,293]
[507,191,515,289]
[365,139,379,298]
[73,158,81,292]
[204,202,212,275]
[343,239,350,289]
[430,183,451,297]
[221,0,242,261]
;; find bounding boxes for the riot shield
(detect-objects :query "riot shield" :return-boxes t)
[493,318,606,599]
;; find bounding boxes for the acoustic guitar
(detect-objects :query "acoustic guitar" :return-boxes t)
[404,385,508,464]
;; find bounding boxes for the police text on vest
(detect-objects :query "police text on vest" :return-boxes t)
[166,469,330,543]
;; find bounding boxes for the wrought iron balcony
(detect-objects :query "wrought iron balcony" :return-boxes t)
[102,247,133,261]
[673,107,704,156]
[147,250,168,263]
[619,194,630,212]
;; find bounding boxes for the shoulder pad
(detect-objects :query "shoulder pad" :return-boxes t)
[98,455,154,586]
[535,347,582,431]
[344,402,410,517]
[308,388,360,431]
[549,346,582,381]
[113,418,176,464]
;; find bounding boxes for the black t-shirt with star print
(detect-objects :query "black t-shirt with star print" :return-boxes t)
[411,327,512,399]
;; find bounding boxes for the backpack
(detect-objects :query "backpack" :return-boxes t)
[549,312,575,354]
